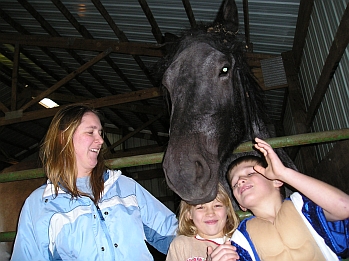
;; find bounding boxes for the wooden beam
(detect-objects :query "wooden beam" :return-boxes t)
[0,33,278,63]
[11,42,20,111]
[52,0,92,38]
[20,48,112,112]
[53,0,165,136]
[292,0,314,71]
[306,3,349,128]
[91,0,128,42]
[31,91,166,115]
[0,87,162,126]
[0,102,10,113]
[243,0,252,50]
[282,51,317,173]
[182,0,196,28]
[0,33,165,57]
[104,113,163,155]
[138,0,163,43]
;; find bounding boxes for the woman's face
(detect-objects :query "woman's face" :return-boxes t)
[73,112,104,177]
[189,198,228,239]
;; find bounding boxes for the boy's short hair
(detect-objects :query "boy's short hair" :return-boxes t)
[226,155,267,182]
[226,155,286,199]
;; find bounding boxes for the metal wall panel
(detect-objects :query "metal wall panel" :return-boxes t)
[299,0,349,162]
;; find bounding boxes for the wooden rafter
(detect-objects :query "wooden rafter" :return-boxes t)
[90,0,166,143]
[242,0,252,50]
[138,0,164,44]
[182,0,196,28]
[20,48,112,112]
[1,87,162,126]
[11,43,19,111]
[0,33,164,57]
[104,113,163,157]
[292,0,314,72]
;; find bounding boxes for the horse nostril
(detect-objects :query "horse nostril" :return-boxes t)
[189,153,210,180]
[195,161,204,179]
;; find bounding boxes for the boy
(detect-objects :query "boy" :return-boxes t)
[227,137,349,261]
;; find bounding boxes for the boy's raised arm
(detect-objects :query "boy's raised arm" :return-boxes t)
[253,137,349,221]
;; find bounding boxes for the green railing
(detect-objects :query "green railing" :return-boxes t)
[1,128,349,246]
[1,128,349,183]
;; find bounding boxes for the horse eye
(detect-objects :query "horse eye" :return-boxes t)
[219,66,229,76]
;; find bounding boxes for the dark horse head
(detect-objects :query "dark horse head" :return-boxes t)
[159,0,293,204]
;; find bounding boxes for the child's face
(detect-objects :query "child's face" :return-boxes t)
[228,161,275,211]
[189,198,227,239]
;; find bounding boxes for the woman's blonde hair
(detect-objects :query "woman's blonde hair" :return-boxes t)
[177,183,239,237]
[40,104,105,204]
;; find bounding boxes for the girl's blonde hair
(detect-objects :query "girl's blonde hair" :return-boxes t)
[40,104,105,204]
[177,183,239,237]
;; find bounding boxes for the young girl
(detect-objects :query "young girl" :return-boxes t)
[166,183,240,261]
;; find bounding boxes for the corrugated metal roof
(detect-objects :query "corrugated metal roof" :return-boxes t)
[0,0,300,167]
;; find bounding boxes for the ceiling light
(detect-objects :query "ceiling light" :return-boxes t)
[39,98,59,108]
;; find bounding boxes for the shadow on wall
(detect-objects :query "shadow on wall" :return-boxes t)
[0,243,10,261]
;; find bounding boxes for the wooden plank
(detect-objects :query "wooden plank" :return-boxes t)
[138,0,163,43]
[0,87,162,126]
[11,42,20,111]
[0,33,278,62]
[0,102,9,113]
[243,0,252,50]
[292,0,314,71]
[0,33,165,57]
[31,91,165,115]
[19,48,112,112]
[182,0,196,28]
[282,50,317,173]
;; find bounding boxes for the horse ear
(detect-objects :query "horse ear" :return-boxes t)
[163,32,179,54]
[164,32,179,42]
[214,0,239,33]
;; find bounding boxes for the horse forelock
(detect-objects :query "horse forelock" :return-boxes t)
[157,24,250,110]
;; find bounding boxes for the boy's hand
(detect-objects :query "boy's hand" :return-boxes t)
[206,241,239,261]
[253,137,288,181]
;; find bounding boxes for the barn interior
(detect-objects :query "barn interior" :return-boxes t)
[0,0,348,260]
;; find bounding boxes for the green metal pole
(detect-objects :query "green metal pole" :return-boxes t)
[234,128,349,153]
[1,128,349,183]
[0,231,16,242]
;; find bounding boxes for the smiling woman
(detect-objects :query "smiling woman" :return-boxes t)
[10,104,178,261]
[72,111,104,178]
